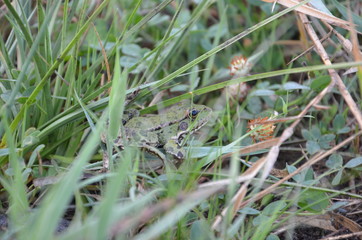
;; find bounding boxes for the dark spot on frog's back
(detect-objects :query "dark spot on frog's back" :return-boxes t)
[177,151,184,159]
[178,121,188,131]
[129,111,136,118]
[114,136,121,144]
[125,129,131,135]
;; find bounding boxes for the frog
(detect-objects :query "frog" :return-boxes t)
[101,100,212,167]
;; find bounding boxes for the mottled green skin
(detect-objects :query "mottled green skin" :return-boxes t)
[105,101,212,160]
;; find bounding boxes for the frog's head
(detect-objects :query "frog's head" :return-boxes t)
[175,103,212,139]
[187,104,212,130]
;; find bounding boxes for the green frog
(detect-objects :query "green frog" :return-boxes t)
[101,100,212,166]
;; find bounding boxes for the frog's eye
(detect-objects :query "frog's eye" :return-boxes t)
[189,109,200,118]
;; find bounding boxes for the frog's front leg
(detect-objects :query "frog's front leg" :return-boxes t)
[164,139,186,160]
[142,144,178,170]
[141,144,167,163]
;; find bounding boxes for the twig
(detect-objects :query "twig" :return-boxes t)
[287,29,332,65]
[319,231,362,240]
[299,13,362,129]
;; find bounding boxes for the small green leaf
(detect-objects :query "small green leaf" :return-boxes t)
[319,134,335,143]
[206,23,228,38]
[327,201,348,211]
[119,55,138,68]
[17,96,29,104]
[310,126,321,139]
[301,129,313,140]
[252,214,270,227]
[345,157,362,168]
[275,89,288,96]
[297,189,329,212]
[286,164,302,182]
[266,234,280,240]
[238,207,260,215]
[326,154,343,169]
[319,134,335,149]
[306,140,320,154]
[310,75,331,92]
[247,97,262,114]
[296,168,315,184]
[332,169,343,185]
[333,114,345,130]
[148,14,170,26]
[250,89,275,96]
[261,194,274,206]
[121,43,142,57]
[263,200,287,216]
[190,220,211,240]
[337,127,351,134]
[286,164,297,174]
[280,97,287,115]
[0,149,11,157]
[304,168,314,181]
[282,82,310,90]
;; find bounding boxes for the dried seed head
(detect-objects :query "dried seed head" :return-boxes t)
[229,55,249,76]
[248,116,276,142]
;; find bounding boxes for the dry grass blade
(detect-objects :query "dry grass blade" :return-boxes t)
[287,29,332,65]
[261,0,356,31]
[323,22,353,53]
[298,13,362,129]
[319,231,362,240]
[222,137,281,159]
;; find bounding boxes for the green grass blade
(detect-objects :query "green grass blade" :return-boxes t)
[2,0,110,145]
